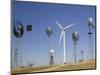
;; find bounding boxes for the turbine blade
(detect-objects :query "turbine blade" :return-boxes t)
[59,31,63,44]
[56,20,63,29]
[64,23,76,30]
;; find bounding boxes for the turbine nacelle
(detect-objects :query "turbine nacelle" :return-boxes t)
[61,28,65,31]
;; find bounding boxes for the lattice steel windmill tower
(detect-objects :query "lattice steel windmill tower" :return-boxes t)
[72,32,79,63]
[80,50,84,61]
[13,20,24,67]
[87,17,95,60]
[45,27,53,65]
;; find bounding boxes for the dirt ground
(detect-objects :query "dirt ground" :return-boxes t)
[11,60,96,75]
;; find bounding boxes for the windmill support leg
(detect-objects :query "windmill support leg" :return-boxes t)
[74,44,77,63]
[50,56,54,65]
[14,48,18,67]
[81,52,83,61]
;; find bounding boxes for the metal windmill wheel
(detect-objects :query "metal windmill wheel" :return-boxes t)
[45,27,53,38]
[13,20,24,38]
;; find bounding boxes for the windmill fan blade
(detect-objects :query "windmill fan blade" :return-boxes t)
[56,20,63,29]
[59,31,63,44]
[64,23,76,30]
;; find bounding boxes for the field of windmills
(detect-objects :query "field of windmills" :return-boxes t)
[12,1,96,75]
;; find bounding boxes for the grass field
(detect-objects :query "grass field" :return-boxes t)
[11,60,96,75]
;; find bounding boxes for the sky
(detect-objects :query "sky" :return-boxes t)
[12,1,96,67]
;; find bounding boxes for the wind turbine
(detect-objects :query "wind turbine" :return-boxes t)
[56,20,76,64]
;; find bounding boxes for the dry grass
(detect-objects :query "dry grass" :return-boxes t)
[11,60,96,75]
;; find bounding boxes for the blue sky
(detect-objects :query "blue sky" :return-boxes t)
[12,1,96,66]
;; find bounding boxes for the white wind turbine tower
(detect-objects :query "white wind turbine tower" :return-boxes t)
[56,20,76,64]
